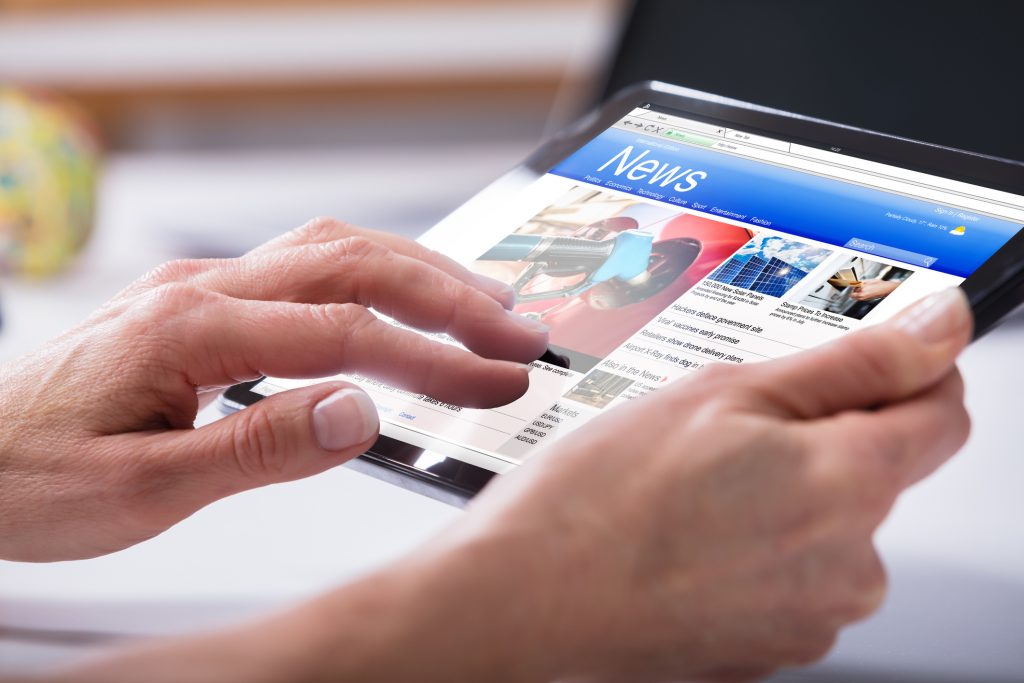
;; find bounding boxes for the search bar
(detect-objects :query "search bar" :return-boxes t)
[843,238,938,268]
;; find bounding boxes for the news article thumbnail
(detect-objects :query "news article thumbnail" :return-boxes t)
[708,235,831,298]
[798,256,913,320]
[470,186,754,371]
[563,369,634,409]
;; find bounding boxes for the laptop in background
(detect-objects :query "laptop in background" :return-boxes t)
[599,0,1024,163]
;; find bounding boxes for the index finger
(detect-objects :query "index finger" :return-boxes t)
[249,217,516,309]
[156,292,533,409]
[193,237,549,364]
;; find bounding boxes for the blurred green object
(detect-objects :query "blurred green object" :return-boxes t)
[0,87,101,277]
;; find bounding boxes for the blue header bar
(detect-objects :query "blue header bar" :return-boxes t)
[551,127,1021,278]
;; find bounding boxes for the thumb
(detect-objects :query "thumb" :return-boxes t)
[749,287,972,419]
[157,382,379,497]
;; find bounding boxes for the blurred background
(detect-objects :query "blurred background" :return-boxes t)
[0,0,620,360]
[1,1,1023,680]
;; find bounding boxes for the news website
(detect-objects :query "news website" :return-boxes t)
[255,106,1024,471]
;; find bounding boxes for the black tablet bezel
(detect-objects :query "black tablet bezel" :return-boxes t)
[221,81,1024,506]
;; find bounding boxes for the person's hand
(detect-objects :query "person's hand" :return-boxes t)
[850,278,901,301]
[446,287,971,682]
[0,218,548,562]
[57,289,971,683]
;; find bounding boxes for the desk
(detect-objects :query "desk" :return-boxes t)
[2,149,1023,680]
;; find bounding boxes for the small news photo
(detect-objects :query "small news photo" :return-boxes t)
[707,234,832,298]
[798,256,914,320]
[470,185,754,371]
[563,369,635,409]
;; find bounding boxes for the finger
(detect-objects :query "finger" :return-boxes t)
[112,257,230,302]
[171,293,531,409]
[773,537,888,625]
[248,217,516,308]
[744,288,971,419]
[811,369,970,493]
[191,237,548,362]
[136,382,379,507]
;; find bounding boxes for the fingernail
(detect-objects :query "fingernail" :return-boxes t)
[507,309,550,334]
[312,389,379,451]
[892,288,970,344]
[473,273,517,310]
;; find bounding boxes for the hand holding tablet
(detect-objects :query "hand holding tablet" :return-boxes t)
[402,288,971,683]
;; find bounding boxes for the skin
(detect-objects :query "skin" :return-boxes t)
[0,219,972,682]
[0,218,547,561]
[850,278,901,301]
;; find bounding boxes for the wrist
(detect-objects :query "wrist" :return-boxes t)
[294,525,571,683]
[52,507,595,683]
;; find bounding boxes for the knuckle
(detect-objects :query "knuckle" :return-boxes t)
[312,302,381,344]
[330,235,387,262]
[323,238,392,299]
[143,281,211,316]
[294,216,352,243]
[139,259,205,287]
[434,275,470,318]
[231,406,290,480]
[320,301,376,330]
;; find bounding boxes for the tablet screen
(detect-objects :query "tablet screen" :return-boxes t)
[253,104,1024,473]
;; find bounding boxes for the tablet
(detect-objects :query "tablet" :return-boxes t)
[221,82,1024,506]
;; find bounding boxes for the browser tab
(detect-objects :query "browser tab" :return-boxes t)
[634,111,726,138]
[725,129,790,152]
[662,129,716,147]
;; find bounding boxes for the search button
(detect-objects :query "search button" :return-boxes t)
[844,238,938,268]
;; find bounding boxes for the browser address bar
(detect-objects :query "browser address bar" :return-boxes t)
[708,140,1024,223]
[623,111,1024,223]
